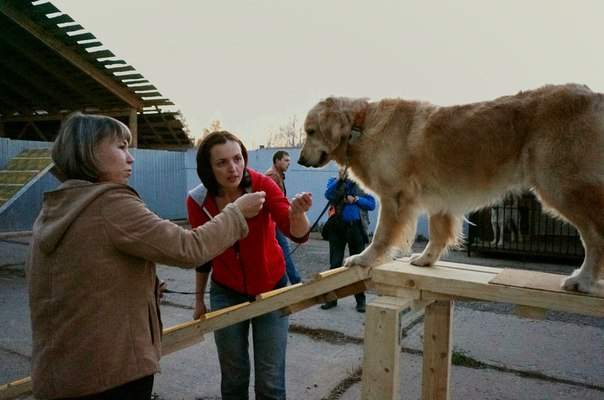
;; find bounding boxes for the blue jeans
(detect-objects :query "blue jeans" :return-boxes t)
[276,228,301,284]
[210,278,289,400]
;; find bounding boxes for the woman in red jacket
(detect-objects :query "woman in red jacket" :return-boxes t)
[187,131,312,400]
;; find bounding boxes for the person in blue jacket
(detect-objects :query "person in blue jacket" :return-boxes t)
[321,168,376,312]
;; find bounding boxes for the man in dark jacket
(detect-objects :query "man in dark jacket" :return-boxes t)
[265,150,302,284]
[321,169,376,312]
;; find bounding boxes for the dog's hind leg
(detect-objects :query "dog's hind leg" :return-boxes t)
[535,184,604,295]
[410,212,461,266]
[344,195,419,268]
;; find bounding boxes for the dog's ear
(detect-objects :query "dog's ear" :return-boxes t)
[324,97,336,107]
[318,108,346,147]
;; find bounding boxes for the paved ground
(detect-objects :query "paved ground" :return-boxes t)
[1,233,603,399]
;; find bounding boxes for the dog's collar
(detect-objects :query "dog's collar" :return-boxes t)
[352,104,368,132]
[349,103,368,145]
[349,129,362,144]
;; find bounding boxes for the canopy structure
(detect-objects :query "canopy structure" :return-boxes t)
[0,0,193,149]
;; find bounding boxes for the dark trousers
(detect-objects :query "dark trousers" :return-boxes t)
[59,375,154,400]
[327,220,366,306]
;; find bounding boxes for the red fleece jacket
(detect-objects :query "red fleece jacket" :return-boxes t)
[187,168,309,295]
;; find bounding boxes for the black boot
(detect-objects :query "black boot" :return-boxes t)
[320,300,337,310]
[355,299,366,313]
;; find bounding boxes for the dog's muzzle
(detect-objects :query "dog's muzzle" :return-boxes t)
[298,156,311,167]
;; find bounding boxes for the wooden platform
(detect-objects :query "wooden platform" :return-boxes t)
[363,259,604,400]
[371,260,603,317]
[2,260,602,400]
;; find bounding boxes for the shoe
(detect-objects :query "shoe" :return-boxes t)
[320,301,337,310]
[355,303,366,313]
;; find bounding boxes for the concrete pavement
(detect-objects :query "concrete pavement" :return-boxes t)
[1,234,603,399]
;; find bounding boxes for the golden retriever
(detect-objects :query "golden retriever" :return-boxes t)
[298,84,604,296]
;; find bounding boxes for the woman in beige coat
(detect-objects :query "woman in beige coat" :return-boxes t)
[27,112,266,400]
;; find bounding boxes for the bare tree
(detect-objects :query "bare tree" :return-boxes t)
[266,115,304,148]
[195,120,223,146]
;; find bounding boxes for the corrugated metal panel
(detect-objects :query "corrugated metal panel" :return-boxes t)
[0,139,188,230]
[0,138,429,238]
[0,171,60,231]
[245,148,429,237]
[128,148,186,220]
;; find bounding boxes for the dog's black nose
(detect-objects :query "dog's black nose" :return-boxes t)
[298,157,309,167]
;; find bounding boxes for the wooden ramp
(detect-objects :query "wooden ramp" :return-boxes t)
[363,260,604,400]
[0,149,53,213]
[0,266,370,400]
[2,260,602,400]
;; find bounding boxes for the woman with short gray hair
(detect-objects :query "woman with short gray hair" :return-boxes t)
[27,112,266,400]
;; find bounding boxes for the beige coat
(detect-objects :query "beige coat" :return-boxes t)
[27,180,248,399]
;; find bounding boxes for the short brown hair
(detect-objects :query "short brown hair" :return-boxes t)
[52,112,131,182]
[272,150,290,164]
[196,131,250,196]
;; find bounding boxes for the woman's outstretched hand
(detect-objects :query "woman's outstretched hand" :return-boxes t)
[234,191,266,218]
[290,192,313,215]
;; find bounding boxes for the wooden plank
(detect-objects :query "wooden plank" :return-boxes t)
[372,261,604,317]
[1,269,370,399]
[514,305,547,320]
[312,266,348,280]
[0,3,143,109]
[361,296,413,400]
[256,283,303,300]
[31,2,61,15]
[422,300,453,400]
[129,108,138,148]
[54,24,84,33]
[45,13,74,24]
[186,266,369,336]
[0,377,31,400]
[284,281,368,314]
[490,268,590,295]
[161,325,204,356]
[106,65,136,73]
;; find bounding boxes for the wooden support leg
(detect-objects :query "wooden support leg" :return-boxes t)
[129,108,138,148]
[422,300,453,400]
[361,296,413,400]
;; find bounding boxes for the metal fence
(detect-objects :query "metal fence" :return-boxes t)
[467,192,584,261]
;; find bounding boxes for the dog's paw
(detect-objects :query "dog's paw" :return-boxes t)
[409,253,435,267]
[561,269,594,293]
[343,254,373,268]
[389,247,411,260]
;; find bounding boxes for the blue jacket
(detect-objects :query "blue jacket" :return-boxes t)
[325,177,376,223]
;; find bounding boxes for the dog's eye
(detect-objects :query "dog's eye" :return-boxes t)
[306,129,315,136]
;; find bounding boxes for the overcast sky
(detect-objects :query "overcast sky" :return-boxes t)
[50,0,604,148]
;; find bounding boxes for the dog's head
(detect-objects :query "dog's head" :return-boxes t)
[298,97,367,168]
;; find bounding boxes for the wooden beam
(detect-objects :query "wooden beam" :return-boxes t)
[361,296,413,400]
[159,266,370,351]
[421,300,453,400]
[0,34,99,105]
[372,260,604,317]
[0,3,143,110]
[141,112,166,144]
[129,108,138,148]
[0,377,31,400]
[0,57,70,106]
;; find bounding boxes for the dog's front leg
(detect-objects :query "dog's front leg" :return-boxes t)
[344,196,418,268]
[410,212,460,266]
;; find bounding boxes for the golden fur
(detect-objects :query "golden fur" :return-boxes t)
[299,84,604,295]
